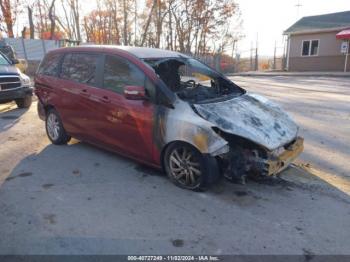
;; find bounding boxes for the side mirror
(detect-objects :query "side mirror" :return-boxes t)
[124,85,147,100]
[12,58,19,64]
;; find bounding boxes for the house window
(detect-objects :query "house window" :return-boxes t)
[310,40,319,55]
[302,41,310,56]
[302,40,319,56]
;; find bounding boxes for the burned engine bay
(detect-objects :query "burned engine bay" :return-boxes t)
[144,57,244,103]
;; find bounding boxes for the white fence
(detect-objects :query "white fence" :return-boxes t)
[2,38,61,61]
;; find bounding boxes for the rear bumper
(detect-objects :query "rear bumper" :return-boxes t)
[0,86,33,102]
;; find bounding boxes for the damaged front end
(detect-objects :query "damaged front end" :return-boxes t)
[213,129,304,181]
[266,137,304,175]
[146,55,303,183]
[194,93,304,181]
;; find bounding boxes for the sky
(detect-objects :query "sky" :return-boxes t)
[235,0,350,57]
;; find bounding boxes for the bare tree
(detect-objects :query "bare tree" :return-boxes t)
[0,0,21,38]
[27,5,35,38]
[48,0,56,39]
[122,0,127,45]
[81,0,242,56]
[140,0,156,46]
[70,0,81,41]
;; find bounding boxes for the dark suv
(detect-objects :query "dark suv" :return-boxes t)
[35,46,303,190]
[0,52,32,108]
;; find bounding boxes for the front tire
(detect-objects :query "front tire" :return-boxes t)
[164,142,219,191]
[15,95,32,108]
[45,109,71,145]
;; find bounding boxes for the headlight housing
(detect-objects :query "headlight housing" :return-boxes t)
[20,73,31,86]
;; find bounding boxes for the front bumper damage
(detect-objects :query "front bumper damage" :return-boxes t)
[218,137,304,180]
[266,137,304,175]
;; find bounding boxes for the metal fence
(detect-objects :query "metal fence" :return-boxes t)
[1,38,286,73]
[2,38,61,61]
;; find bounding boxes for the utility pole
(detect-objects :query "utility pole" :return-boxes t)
[235,53,240,73]
[231,39,237,58]
[273,40,277,70]
[254,33,258,71]
[344,40,349,72]
[250,41,253,71]
[231,39,238,73]
[282,35,287,70]
[295,0,302,19]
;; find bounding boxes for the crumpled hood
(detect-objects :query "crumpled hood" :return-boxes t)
[193,93,299,151]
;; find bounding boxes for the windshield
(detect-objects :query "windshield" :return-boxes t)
[144,57,244,103]
[0,53,10,65]
[0,46,15,60]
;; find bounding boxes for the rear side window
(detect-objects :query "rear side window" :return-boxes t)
[37,53,62,76]
[61,53,98,86]
[103,55,145,94]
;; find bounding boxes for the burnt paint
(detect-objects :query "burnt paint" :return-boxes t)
[194,93,299,151]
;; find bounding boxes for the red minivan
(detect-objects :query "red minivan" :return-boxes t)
[35,46,303,190]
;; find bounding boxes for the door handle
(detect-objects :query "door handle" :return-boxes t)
[80,89,90,97]
[99,96,110,103]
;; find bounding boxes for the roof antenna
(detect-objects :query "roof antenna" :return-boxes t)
[295,0,303,19]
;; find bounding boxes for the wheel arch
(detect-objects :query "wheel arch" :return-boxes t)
[44,104,55,113]
[37,98,55,119]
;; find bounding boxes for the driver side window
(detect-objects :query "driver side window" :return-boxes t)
[103,55,145,94]
[103,55,157,101]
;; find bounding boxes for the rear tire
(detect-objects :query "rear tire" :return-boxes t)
[15,95,32,108]
[45,109,71,145]
[164,142,219,191]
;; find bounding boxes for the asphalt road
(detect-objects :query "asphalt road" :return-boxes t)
[0,76,350,255]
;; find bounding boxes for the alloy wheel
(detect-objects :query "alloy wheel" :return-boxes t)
[47,113,60,141]
[169,147,202,187]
